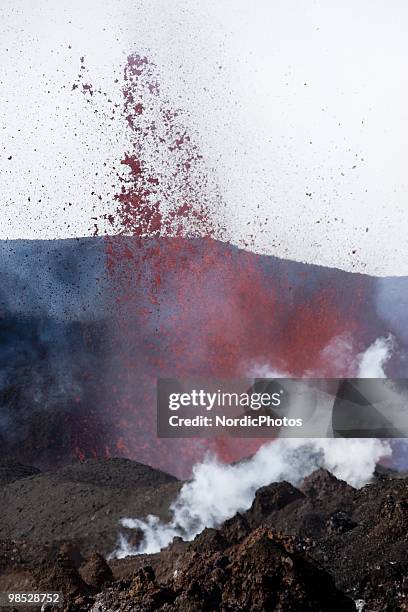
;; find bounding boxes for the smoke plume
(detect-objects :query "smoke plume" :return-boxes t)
[111,335,395,558]
[357,335,394,377]
[112,437,390,558]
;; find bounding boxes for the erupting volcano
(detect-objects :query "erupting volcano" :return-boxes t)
[0,54,407,478]
[2,2,408,610]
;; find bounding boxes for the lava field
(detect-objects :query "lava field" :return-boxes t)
[0,457,406,611]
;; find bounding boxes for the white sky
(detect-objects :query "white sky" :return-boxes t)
[1,0,408,275]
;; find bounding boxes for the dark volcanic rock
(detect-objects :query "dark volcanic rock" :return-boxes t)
[80,552,114,589]
[300,468,355,501]
[0,458,181,557]
[219,512,251,544]
[248,470,356,541]
[0,460,40,486]
[248,480,305,525]
[326,510,357,535]
[1,461,407,611]
[221,529,354,612]
[36,552,91,598]
[314,477,408,611]
[58,541,85,568]
[373,464,408,481]
[56,457,177,489]
[188,527,228,554]
[239,469,407,611]
[91,528,355,611]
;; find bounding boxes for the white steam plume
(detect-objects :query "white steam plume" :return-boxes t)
[248,334,394,379]
[357,335,394,378]
[111,335,394,559]
[111,437,390,558]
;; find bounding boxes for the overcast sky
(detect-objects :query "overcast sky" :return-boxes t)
[1,0,408,276]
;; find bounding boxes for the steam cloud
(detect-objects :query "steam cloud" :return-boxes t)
[112,336,394,558]
[357,335,394,378]
[113,438,390,558]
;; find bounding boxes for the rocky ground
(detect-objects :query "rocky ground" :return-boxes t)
[0,458,406,611]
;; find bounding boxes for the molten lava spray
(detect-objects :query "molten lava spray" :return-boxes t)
[95,55,396,477]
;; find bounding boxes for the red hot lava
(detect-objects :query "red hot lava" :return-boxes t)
[100,55,385,478]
